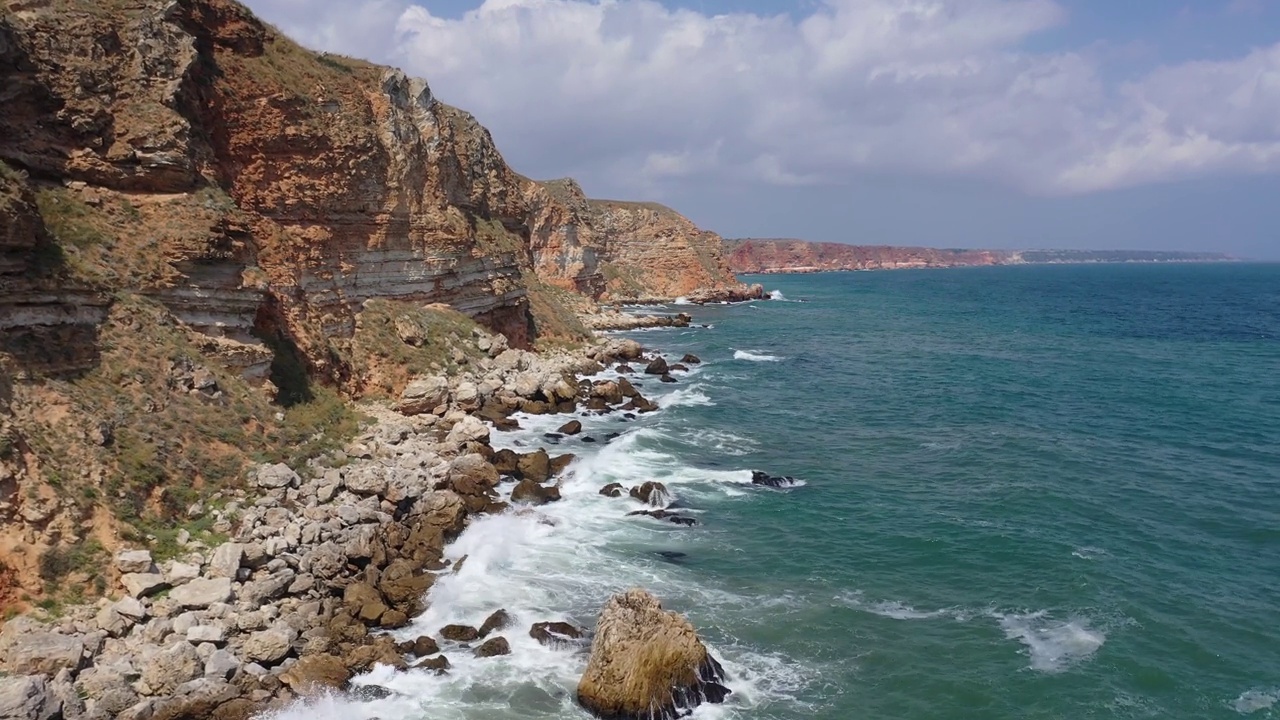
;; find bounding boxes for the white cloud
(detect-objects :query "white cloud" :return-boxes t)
[243,0,1280,196]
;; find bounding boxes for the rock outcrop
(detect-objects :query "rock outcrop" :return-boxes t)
[577,589,730,720]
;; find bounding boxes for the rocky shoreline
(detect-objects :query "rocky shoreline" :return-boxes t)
[0,325,735,720]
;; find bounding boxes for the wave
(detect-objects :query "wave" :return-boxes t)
[1071,546,1108,560]
[837,593,968,621]
[733,350,783,362]
[994,611,1106,673]
[664,387,715,407]
[768,290,786,301]
[1233,688,1279,714]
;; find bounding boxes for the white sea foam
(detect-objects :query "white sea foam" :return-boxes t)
[838,593,967,621]
[689,428,758,456]
[664,386,715,407]
[995,611,1106,673]
[1233,688,1279,714]
[768,290,786,301]
[674,296,691,305]
[733,350,783,362]
[1071,546,1108,560]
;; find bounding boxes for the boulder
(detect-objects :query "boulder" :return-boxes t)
[241,626,296,665]
[492,448,520,476]
[680,354,701,364]
[255,463,299,489]
[590,380,624,405]
[114,596,148,621]
[449,454,500,496]
[659,374,677,384]
[529,621,585,648]
[344,465,388,496]
[516,449,551,482]
[413,655,450,674]
[557,420,583,436]
[474,637,510,658]
[397,376,449,416]
[629,481,670,507]
[343,583,389,626]
[380,610,409,629]
[115,549,154,574]
[511,479,560,505]
[0,675,60,720]
[186,625,225,645]
[576,589,729,719]
[0,621,85,676]
[279,654,351,696]
[551,453,577,476]
[378,559,434,614]
[411,636,440,658]
[478,609,512,638]
[599,483,625,498]
[77,665,139,717]
[203,649,240,681]
[138,642,203,696]
[439,625,479,643]
[121,572,168,598]
[168,577,232,609]
[446,415,490,445]
[643,357,669,375]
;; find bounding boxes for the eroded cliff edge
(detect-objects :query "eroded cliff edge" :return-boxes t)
[0,0,755,609]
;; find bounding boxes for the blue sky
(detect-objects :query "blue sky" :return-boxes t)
[245,0,1280,258]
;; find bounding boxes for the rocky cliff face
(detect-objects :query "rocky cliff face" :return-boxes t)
[0,0,753,610]
[725,239,1011,273]
[530,178,756,302]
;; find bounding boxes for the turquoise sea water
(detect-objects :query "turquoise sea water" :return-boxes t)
[275,263,1280,720]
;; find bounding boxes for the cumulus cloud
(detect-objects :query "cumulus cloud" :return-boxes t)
[243,0,1280,196]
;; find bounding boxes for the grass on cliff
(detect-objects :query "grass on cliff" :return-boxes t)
[526,279,592,349]
[13,295,365,568]
[32,184,249,289]
[344,300,488,399]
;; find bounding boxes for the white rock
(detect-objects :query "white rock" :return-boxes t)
[255,463,299,489]
[204,649,240,680]
[343,465,387,496]
[164,562,200,586]
[445,415,489,445]
[115,550,154,574]
[207,543,243,579]
[94,606,129,637]
[241,626,296,665]
[168,577,232,609]
[120,573,167,599]
[0,675,60,720]
[113,597,148,621]
[186,625,225,645]
[137,642,202,696]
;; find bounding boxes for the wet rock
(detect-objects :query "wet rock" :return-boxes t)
[478,609,512,638]
[474,637,510,658]
[669,363,689,372]
[629,481,670,507]
[413,655,450,674]
[576,589,729,719]
[659,373,677,383]
[550,453,576,476]
[643,357,669,375]
[599,483,624,498]
[529,621,585,648]
[680,354,701,364]
[349,684,395,702]
[750,471,800,488]
[616,364,634,374]
[379,610,409,629]
[511,478,561,505]
[439,625,480,643]
[557,420,583,435]
[492,448,520,476]
[411,636,440,658]
[279,655,350,696]
[516,449,551,482]
[627,509,697,526]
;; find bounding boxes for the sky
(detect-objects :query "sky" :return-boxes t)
[240,0,1280,258]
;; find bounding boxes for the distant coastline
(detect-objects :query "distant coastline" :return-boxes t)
[725,238,1237,275]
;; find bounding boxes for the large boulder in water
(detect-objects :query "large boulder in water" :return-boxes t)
[751,471,800,488]
[576,589,729,720]
[644,357,669,375]
[630,481,669,506]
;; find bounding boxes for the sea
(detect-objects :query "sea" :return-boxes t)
[267,262,1280,720]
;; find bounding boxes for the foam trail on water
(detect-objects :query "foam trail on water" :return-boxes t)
[733,350,783,362]
[1233,689,1279,714]
[994,611,1106,673]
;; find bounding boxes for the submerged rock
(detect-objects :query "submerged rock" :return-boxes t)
[629,481,669,506]
[627,509,697,526]
[576,589,729,719]
[529,621,585,648]
[680,354,701,364]
[478,609,512,638]
[599,483,625,498]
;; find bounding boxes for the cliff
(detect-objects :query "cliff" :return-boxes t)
[0,0,750,610]
[725,239,1011,273]
[725,239,1236,274]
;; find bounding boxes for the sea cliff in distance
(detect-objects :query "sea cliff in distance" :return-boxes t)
[724,238,1237,274]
